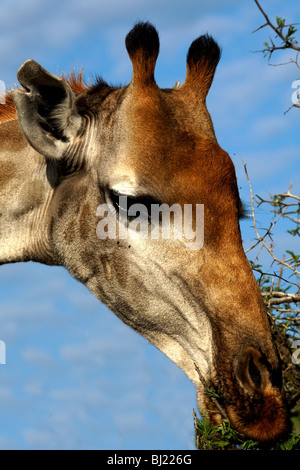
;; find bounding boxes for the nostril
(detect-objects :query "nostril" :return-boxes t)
[236,347,267,393]
[248,356,262,389]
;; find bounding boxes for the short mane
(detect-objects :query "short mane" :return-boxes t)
[0,70,89,123]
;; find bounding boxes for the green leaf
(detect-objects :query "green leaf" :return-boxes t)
[287,25,297,38]
[214,440,229,447]
[287,228,300,237]
[279,434,300,450]
[286,250,300,262]
[276,16,284,28]
[240,440,259,450]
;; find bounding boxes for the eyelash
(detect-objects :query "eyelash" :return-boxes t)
[108,190,248,224]
[108,189,159,221]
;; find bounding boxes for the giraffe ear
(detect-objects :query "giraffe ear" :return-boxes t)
[11,60,82,160]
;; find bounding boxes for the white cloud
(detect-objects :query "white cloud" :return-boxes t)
[210,55,295,129]
[0,386,15,404]
[236,145,299,185]
[0,0,260,84]
[0,436,16,450]
[23,380,44,397]
[22,348,55,367]
[248,114,289,142]
[0,260,196,449]
[23,428,59,450]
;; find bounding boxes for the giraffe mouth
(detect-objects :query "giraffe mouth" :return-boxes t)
[195,353,289,443]
[198,383,289,442]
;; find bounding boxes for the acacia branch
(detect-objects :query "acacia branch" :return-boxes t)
[274,193,300,201]
[194,363,228,420]
[262,291,300,307]
[243,164,298,274]
[253,0,300,52]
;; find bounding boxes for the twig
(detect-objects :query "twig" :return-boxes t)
[244,163,300,277]
[272,192,300,201]
[276,256,285,290]
[259,271,300,289]
[253,0,300,52]
[264,292,300,306]
[275,308,300,314]
[194,363,228,420]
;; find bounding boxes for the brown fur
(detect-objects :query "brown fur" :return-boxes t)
[0,93,16,122]
[0,161,16,187]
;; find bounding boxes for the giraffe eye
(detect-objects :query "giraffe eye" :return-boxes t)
[108,189,160,222]
[109,190,139,220]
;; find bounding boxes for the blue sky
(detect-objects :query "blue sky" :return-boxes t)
[0,0,299,450]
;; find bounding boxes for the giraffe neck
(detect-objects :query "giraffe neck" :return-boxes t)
[0,120,56,265]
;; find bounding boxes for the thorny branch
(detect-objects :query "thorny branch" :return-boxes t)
[253,0,300,113]
[243,161,300,409]
[194,363,228,421]
[263,292,300,308]
[244,164,300,280]
[253,0,300,54]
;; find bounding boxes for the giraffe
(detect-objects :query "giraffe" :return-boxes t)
[0,22,288,442]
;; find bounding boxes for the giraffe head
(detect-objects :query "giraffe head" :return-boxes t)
[9,22,288,442]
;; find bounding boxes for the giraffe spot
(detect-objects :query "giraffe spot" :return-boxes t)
[80,251,99,276]
[112,256,129,289]
[0,161,16,188]
[58,199,69,218]
[64,219,76,245]
[25,181,45,207]
[80,203,92,241]
[100,254,113,280]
